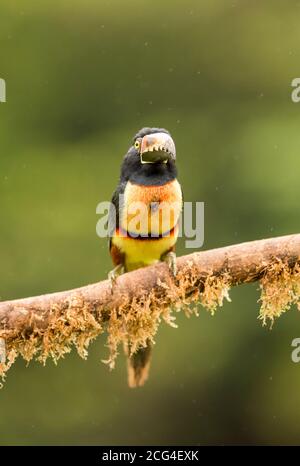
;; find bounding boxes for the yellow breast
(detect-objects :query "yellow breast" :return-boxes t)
[113,225,179,271]
[112,179,182,271]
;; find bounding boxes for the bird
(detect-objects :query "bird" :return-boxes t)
[108,127,183,387]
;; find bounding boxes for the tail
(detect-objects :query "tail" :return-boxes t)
[125,341,152,388]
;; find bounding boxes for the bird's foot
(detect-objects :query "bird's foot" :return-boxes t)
[0,338,6,364]
[162,251,177,278]
[108,264,125,292]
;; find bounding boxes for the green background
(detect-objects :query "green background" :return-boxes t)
[0,0,300,445]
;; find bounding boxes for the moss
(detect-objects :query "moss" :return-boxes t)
[0,293,103,384]
[2,258,300,386]
[102,263,231,371]
[259,261,300,325]
[199,272,231,315]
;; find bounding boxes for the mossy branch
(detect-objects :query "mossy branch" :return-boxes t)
[0,233,300,384]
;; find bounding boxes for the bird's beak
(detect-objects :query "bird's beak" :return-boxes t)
[140,132,176,164]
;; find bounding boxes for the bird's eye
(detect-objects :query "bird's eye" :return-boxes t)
[134,140,140,150]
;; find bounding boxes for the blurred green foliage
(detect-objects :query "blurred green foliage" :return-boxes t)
[0,0,300,445]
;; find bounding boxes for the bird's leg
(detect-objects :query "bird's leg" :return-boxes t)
[108,264,125,290]
[0,338,6,364]
[161,250,177,278]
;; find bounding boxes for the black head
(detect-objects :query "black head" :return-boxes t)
[120,127,177,186]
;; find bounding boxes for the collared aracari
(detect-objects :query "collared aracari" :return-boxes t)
[108,127,182,387]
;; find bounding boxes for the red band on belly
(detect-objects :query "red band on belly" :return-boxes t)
[116,224,177,240]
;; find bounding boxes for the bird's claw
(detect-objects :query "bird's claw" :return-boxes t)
[108,264,124,292]
[162,251,177,278]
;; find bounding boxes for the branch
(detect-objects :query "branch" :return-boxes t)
[0,233,300,381]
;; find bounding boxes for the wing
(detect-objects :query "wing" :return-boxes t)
[108,182,126,266]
